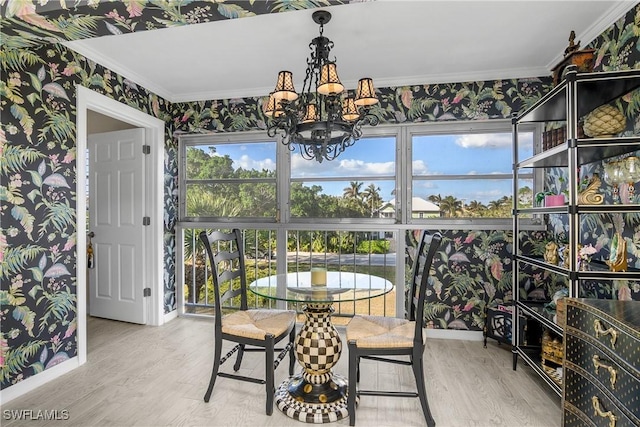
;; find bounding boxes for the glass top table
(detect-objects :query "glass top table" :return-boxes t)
[248,271,393,423]
[249,271,393,304]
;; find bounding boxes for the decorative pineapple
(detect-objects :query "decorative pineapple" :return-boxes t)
[583,104,626,137]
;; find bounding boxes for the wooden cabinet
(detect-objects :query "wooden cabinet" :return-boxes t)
[511,65,640,397]
[563,298,639,427]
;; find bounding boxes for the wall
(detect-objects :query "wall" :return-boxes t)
[1,1,639,391]
[0,39,179,390]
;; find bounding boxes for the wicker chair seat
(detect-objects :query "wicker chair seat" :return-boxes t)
[222,309,296,340]
[346,315,425,349]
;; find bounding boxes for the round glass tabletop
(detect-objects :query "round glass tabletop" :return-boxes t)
[248,271,393,304]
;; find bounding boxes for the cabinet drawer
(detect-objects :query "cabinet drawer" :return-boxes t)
[563,405,597,427]
[566,304,640,373]
[564,368,638,427]
[564,333,639,421]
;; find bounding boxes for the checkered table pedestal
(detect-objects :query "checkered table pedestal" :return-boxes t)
[276,302,351,423]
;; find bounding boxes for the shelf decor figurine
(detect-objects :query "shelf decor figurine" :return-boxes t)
[577,173,604,205]
[622,156,640,200]
[583,104,626,138]
[544,241,560,265]
[550,30,595,85]
[562,244,582,270]
[535,191,565,207]
[606,233,627,272]
[604,157,640,203]
[578,244,598,271]
[603,160,625,203]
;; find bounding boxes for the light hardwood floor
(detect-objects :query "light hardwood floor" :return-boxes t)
[3,316,561,427]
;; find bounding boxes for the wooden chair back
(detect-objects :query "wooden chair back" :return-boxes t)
[406,231,442,345]
[199,229,248,328]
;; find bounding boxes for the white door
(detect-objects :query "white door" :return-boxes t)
[88,128,147,324]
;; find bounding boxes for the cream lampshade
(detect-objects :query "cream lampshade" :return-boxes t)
[317,62,344,95]
[272,71,298,102]
[354,78,378,106]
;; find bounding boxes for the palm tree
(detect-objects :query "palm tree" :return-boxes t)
[518,186,533,207]
[343,181,363,200]
[184,191,241,262]
[427,193,443,206]
[487,196,511,216]
[439,195,463,217]
[363,183,383,217]
[465,200,486,217]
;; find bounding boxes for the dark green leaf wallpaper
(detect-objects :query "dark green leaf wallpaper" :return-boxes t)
[1,1,639,390]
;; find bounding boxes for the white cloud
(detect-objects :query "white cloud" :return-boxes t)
[290,154,335,177]
[455,133,512,149]
[236,154,276,171]
[412,160,429,175]
[338,159,395,175]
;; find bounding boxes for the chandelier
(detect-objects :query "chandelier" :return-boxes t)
[263,10,379,162]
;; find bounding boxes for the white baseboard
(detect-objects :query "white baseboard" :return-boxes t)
[164,309,178,323]
[425,329,484,341]
[0,356,81,405]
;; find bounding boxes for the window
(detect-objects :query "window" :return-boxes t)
[409,122,534,220]
[180,135,277,220]
[290,134,397,220]
[179,123,535,224]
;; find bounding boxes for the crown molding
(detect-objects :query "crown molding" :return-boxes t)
[545,1,635,70]
[172,67,553,103]
[63,40,175,102]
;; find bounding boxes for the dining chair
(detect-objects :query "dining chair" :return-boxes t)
[200,229,297,415]
[346,230,442,427]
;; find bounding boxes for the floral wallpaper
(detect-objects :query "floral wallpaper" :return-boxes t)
[410,229,514,331]
[1,0,639,390]
[539,4,640,302]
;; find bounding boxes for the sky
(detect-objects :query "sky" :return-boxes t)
[204,131,533,205]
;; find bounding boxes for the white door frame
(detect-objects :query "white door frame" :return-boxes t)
[76,86,165,364]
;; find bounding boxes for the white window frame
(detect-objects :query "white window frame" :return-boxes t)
[178,121,541,230]
[400,120,539,230]
[178,131,279,223]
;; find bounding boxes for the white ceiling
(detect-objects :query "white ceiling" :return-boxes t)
[64,1,634,103]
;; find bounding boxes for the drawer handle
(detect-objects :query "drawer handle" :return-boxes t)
[594,319,618,349]
[592,355,617,389]
[592,396,617,427]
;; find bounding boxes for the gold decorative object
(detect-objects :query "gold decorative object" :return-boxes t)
[556,297,566,328]
[578,173,604,205]
[564,30,581,56]
[562,247,568,269]
[583,104,626,138]
[592,396,618,427]
[563,245,581,270]
[592,355,618,389]
[551,31,595,85]
[606,232,627,272]
[544,241,559,265]
[593,319,618,349]
[541,330,564,365]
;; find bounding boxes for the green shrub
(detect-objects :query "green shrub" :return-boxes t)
[356,239,390,254]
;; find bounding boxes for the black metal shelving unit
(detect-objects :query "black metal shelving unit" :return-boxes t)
[511,66,640,397]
